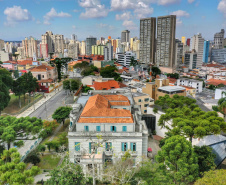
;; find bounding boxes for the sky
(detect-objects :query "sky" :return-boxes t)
[0,0,226,41]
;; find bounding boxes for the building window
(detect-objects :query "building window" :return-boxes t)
[144,98,149,102]
[130,143,136,151]
[42,75,44,78]
[121,142,127,151]
[144,110,147,113]
[89,142,97,154]
[84,126,89,132]
[110,126,116,132]
[122,126,127,132]
[96,126,101,132]
[70,122,73,127]
[106,142,112,151]
[123,108,126,110]
[75,142,80,151]
[74,158,80,163]
[138,99,142,102]
[144,104,149,107]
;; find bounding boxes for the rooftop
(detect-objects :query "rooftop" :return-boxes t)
[29,65,55,72]
[206,79,226,86]
[93,80,127,90]
[158,86,186,92]
[133,92,149,97]
[78,94,133,123]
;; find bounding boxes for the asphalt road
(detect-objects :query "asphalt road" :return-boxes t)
[29,90,67,120]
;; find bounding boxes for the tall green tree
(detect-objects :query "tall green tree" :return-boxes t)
[12,77,26,108]
[130,56,138,67]
[0,116,43,149]
[156,135,199,184]
[217,97,226,121]
[14,70,19,78]
[155,95,226,142]
[0,148,40,185]
[45,158,86,185]
[70,79,80,92]
[193,145,216,176]
[52,106,72,125]
[50,58,67,81]
[194,169,226,185]
[0,80,10,115]
[151,66,161,78]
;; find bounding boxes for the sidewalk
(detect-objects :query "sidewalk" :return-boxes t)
[17,87,63,118]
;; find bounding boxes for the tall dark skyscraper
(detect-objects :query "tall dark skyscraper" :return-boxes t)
[121,30,130,43]
[156,15,176,68]
[86,36,97,55]
[139,17,156,65]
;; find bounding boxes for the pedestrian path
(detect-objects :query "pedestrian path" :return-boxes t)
[17,87,63,118]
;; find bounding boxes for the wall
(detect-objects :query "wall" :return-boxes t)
[133,95,151,114]
[76,122,135,132]
[155,90,186,100]
[81,76,93,86]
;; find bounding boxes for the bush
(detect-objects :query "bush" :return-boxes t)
[153,107,158,114]
[24,152,41,165]
[14,140,24,148]
[37,144,46,152]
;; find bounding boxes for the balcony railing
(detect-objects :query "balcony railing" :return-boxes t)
[105,151,113,156]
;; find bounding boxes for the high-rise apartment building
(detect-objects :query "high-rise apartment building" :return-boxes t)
[68,40,78,59]
[181,36,186,45]
[111,39,117,53]
[92,45,105,55]
[0,39,4,51]
[121,30,130,43]
[184,51,197,69]
[104,42,113,61]
[186,38,191,46]
[156,15,176,68]
[81,41,86,55]
[203,40,210,63]
[41,31,64,56]
[22,37,38,58]
[130,38,134,51]
[71,34,77,41]
[175,39,183,69]
[139,17,156,65]
[214,29,225,49]
[100,37,105,45]
[86,36,97,55]
[191,33,204,68]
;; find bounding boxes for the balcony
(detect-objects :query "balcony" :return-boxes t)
[74,151,82,156]
[130,151,138,156]
[105,151,113,156]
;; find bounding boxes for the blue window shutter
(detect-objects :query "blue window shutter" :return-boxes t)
[106,142,108,150]
[89,142,91,153]
[115,126,117,132]
[84,126,86,131]
[75,142,80,151]
[121,143,124,151]
[87,126,89,131]
[110,126,113,131]
[125,143,127,151]
[96,126,100,132]
[123,126,127,132]
[130,143,133,151]
[110,142,112,150]
[134,143,136,151]
[123,108,126,110]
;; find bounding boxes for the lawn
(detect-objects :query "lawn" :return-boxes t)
[2,94,42,115]
[37,154,61,170]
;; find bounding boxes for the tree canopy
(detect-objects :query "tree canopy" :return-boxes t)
[0,116,43,149]
[151,66,161,78]
[156,135,199,184]
[130,56,138,67]
[100,65,121,81]
[194,169,226,185]
[155,95,226,142]
[52,106,72,124]
[166,73,179,79]
[0,148,40,185]
[50,58,68,81]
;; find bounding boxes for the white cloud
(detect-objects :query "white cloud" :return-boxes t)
[80,4,108,18]
[218,0,226,17]
[43,8,71,25]
[4,6,32,26]
[111,0,137,11]
[157,0,181,6]
[122,20,138,30]
[79,0,109,19]
[188,0,195,3]
[116,12,132,20]
[72,25,76,29]
[170,10,190,17]
[134,2,153,18]
[176,18,183,25]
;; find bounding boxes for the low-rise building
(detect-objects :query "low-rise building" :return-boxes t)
[133,92,154,114]
[156,86,186,100]
[215,87,226,99]
[93,60,114,68]
[177,78,203,93]
[0,50,9,62]
[115,51,136,67]
[68,94,148,176]
[182,86,196,97]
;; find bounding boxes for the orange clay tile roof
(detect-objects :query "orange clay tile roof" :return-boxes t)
[18,60,40,66]
[78,94,133,123]
[205,64,224,68]
[206,79,226,86]
[117,69,129,74]
[37,78,54,83]
[68,61,82,66]
[93,80,127,90]
[182,85,195,90]
[168,78,177,84]
[29,65,55,72]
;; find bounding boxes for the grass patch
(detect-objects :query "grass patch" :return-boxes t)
[37,154,61,170]
[2,94,42,115]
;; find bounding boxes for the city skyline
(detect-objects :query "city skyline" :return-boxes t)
[0,0,226,41]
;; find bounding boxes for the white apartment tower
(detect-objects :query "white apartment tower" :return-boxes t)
[191,33,204,68]
[156,15,176,68]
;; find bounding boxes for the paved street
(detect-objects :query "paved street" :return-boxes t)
[29,90,67,120]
